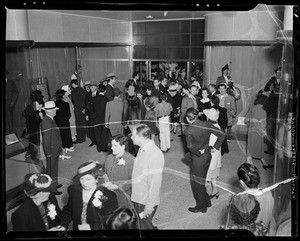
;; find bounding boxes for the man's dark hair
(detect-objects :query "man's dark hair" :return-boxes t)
[71,79,79,85]
[210,95,220,106]
[132,72,139,79]
[98,84,106,93]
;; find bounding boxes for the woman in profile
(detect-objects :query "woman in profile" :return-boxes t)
[105,207,137,230]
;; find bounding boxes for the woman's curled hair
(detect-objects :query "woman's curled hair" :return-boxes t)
[105,207,137,230]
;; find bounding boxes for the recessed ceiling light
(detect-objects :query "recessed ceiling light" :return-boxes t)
[146,15,154,19]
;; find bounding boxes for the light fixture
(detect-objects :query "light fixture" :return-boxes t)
[164,11,168,17]
[146,15,153,19]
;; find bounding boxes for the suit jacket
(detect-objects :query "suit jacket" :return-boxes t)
[105,97,124,131]
[105,84,114,101]
[62,184,118,230]
[158,83,167,94]
[180,96,197,123]
[71,87,87,112]
[41,115,62,157]
[212,105,228,130]
[12,194,62,231]
[54,99,71,128]
[184,119,225,157]
[85,91,99,117]
[93,94,109,124]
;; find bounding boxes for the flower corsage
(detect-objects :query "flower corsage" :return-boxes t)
[91,190,108,209]
[117,158,126,166]
[47,203,57,220]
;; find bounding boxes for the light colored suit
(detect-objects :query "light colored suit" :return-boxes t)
[217,93,236,126]
[105,97,124,136]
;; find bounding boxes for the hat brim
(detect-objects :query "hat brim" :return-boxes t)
[24,179,57,196]
[42,107,59,111]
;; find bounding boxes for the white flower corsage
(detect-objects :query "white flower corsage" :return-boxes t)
[117,158,126,166]
[92,190,107,209]
[47,203,57,220]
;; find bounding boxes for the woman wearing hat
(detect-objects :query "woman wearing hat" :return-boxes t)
[203,108,221,200]
[61,85,77,142]
[54,89,74,159]
[61,161,118,230]
[12,173,65,231]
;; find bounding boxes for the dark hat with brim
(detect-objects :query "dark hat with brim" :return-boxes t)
[222,64,229,72]
[24,173,56,196]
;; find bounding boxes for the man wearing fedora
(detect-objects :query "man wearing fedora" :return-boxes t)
[41,101,63,194]
[11,173,65,231]
[105,73,117,101]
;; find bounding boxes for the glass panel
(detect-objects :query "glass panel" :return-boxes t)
[167,47,189,59]
[191,33,205,46]
[132,46,146,59]
[190,61,204,87]
[132,35,146,45]
[191,47,204,59]
[191,19,205,33]
[133,61,148,85]
[132,22,146,35]
[147,47,167,59]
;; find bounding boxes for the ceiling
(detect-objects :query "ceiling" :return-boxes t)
[48,10,213,22]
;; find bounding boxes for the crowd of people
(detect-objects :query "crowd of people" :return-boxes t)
[15,64,281,235]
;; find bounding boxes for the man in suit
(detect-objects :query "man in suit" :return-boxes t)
[105,87,124,137]
[152,77,161,98]
[158,76,168,95]
[85,82,99,147]
[184,107,225,213]
[71,79,87,143]
[208,84,219,99]
[94,84,110,152]
[210,95,229,155]
[125,72,141,91]
[105,73,117,101]
[217,83,236,143]
[41,101,63,194]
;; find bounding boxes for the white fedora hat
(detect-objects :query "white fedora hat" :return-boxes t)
[203,108,219,121]
[42,101,59,111]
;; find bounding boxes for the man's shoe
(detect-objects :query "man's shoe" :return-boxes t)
[54,191,63,195]
[88,143,95,147]
[188,207,207,213]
